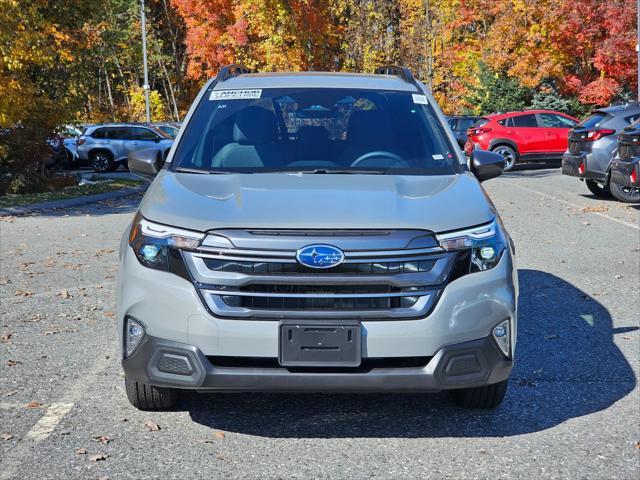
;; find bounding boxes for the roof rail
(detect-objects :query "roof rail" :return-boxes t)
[215,64,256,82]
[374,65,415,84]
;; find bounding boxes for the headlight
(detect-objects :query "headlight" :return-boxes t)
[128,213,204,272]
[436,220,506,272]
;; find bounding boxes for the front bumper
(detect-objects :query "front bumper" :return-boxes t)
[562,153,606,182]
[610,158,640,188]
[122,333,512,392]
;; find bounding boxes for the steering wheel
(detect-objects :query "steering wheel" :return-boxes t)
[351,151,405,168]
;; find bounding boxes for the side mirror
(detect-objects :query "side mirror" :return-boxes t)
[128,148,161,180]
[470,149,505,182]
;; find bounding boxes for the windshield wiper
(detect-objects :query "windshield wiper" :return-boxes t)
[174,167,235,174]
[174,167,209,174]
[293,168,387,175]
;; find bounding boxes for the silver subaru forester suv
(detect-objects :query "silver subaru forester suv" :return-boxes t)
[118,65,517,410]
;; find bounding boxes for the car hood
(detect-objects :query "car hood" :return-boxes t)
[139,171,494,233]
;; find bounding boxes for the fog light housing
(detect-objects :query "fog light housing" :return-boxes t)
[125,317,145,357]
[492,319,511,358]
[480,246,495,260]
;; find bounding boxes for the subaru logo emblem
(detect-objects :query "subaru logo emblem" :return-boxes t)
[296,244,345,269]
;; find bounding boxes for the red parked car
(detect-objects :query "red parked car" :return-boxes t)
[464,110,579,171]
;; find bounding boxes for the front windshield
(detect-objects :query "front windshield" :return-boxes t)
[171,87,460,175]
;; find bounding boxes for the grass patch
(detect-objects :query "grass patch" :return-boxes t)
[0,178,143,208]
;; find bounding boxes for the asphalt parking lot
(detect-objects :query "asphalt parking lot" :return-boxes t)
[1,167,638,479]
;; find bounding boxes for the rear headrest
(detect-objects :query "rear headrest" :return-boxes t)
[347,110,394,145]
[233,106,279,144]
[297,126,329,142]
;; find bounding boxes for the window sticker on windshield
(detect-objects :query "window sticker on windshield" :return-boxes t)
[432,154,444,160]
[210,89,262,101]
[412,94,429,105]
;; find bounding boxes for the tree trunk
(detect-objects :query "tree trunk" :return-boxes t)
[104,67,115,117]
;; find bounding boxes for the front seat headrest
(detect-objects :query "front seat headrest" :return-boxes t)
[233,106,279,144]
[347,110,394,146]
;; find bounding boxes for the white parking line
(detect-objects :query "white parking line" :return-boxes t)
[498,180,640,230]
[0,349,114,480]
[23,402,75,442]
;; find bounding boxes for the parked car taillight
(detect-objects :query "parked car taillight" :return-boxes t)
[585,129,615,141]
[76,137,86,145]
[469,127,492,136]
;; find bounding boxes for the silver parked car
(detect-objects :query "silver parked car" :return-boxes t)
[118,65,517,411]
[562,102,640,198]
[76,123,173,172]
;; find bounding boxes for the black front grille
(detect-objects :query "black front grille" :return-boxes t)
[203,258,436,275]
[238,284,405,294]
[221,284,422,310]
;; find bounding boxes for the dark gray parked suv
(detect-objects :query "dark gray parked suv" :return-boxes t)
[562,102,640,198]
[76,124,173,172]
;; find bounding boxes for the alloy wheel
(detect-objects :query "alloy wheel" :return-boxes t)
[492,146,517,171]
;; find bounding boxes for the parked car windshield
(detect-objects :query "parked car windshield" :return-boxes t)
[171,88,460,175]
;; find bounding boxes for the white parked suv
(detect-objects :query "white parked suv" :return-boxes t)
[76,124,173,172]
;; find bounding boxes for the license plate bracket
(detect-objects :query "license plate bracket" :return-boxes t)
[279,320,361,367]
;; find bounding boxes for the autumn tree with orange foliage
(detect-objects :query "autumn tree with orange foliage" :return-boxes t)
[172,0,637,113]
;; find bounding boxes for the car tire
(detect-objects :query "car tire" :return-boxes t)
[91,151,115,173]
[491,145,517,171]
[449,379,508,409]
[125,376,178,410]
[585,179,613,199]
[609,178,640,203]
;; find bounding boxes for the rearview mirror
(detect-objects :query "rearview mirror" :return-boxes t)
[128,148,162,180]
[470,149,505,182]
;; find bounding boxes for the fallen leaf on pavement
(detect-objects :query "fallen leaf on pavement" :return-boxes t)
[0,333,12,342]
[5,390,18,397]
[26,401,42,408]
[89,453,109,462]
[14,289,33,297]
[7,360,22,367]
[93,435,112,444]
[582,206,608,213]
[57,289,72,299]
[213,431,225,439]
[75,448,87,455]
[635,441,640,449]
[144,420,160,431]
[1,432,13,441]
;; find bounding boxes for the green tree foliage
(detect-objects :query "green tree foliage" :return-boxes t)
[463,64,533,115]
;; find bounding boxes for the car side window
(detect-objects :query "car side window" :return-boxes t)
[107,127,130,140]
[92,128,106,139]
[458,118,476,131]
[131,127,159,141]
[539,114,576,128]
[512,114,537,127]
[447,119,457,129]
